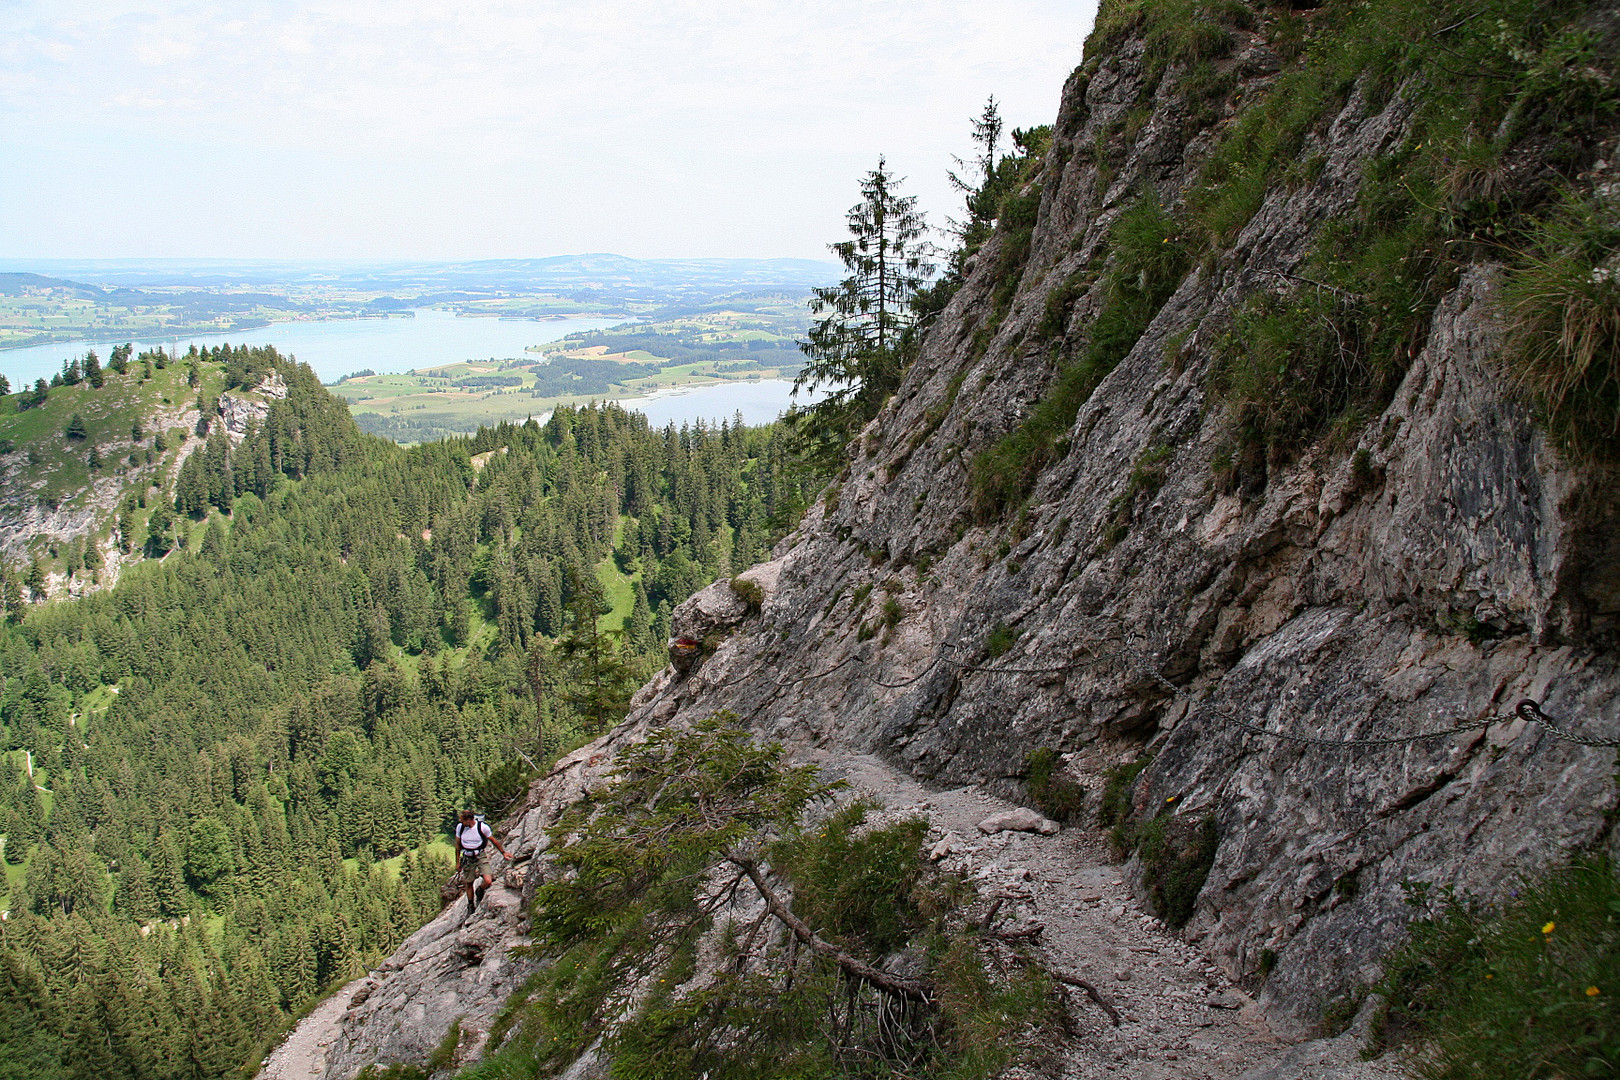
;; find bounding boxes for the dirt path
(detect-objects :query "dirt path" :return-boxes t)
[257,977,369,1080]
[821,752,1407,1080]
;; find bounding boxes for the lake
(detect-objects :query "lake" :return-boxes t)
[0,308,618,385]
[0,309,817,429]
[613,379,814,429]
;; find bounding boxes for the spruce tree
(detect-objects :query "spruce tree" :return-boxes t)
[0,954,62,1076]
[116,856,160,921]
[151,829,189,917]
[793,157,933,460]
[84,348,105,389]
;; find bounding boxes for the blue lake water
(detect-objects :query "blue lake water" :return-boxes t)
[616,379,814,429]
[0,308,817,429]
[0,308,618,386]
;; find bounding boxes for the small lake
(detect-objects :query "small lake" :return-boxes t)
[0,309,817,429]
[614,379,815,429]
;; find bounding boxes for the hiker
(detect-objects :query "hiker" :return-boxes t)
[454,809,511,910]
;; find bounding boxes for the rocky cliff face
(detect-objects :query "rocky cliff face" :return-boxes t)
[309,3,1620,1071]
[585,4,1620,1038]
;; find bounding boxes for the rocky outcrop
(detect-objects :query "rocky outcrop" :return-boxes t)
[219,369,288,440]
[0,368,289,598]
[321,887,535,1078]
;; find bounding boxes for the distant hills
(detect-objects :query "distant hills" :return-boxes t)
[0,257,840,357]
[0,255,840,296]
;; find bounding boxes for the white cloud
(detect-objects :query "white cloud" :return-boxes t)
[0,0,1097,258]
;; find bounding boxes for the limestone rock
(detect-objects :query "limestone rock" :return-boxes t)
[316,6,1620,1074]
[321,724,650,1079]
[976,808,1060,835]
[671,578,752,643]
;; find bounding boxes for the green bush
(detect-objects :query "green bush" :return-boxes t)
[1132,814,1218,929]
[1025,748,1085,823]
[1369,858,1620,1078]
[771,802,933,957]
[479,717,1060,1080]
[985,622,1020,658]
[728,575,764,610]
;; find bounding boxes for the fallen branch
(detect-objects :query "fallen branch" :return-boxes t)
[1050,971,1121,1026]
[990,923,1044,944]
[731,857,933,1004]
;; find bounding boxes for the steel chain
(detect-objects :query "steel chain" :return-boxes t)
[681,618,1618,750]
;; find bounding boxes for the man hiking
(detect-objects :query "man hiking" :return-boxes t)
[454,808,511,910]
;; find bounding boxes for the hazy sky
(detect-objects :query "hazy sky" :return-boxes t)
[0,1,1097,261]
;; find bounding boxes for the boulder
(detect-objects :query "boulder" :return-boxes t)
[671,580,752,644]
[976,808,1060,835]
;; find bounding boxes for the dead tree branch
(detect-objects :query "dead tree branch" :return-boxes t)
[731,857,933,1004]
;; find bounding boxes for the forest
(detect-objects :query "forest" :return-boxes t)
[0,346,824,1079]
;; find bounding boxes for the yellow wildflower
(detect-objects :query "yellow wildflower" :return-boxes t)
[1588,986,1602,997]
[1543,922,1556,934]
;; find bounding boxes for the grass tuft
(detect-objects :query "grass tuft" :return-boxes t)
[1369,858,1620,1078]
[1503,192,1620,459]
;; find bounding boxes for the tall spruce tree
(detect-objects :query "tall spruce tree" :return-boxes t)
[792,158,933,460]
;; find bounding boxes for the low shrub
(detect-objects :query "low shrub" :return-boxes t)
[729,576,764,610]
[476,716,1062,1080]
[985,622,1020,658]
[1131,814,1218,929]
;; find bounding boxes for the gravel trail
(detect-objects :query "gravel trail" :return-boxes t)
[257,977,370,1080]
[822,752,1408,1080]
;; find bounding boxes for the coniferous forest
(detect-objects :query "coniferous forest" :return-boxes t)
[0,347,823,1079]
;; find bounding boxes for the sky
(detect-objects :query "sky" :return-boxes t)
[0,0,1098,261]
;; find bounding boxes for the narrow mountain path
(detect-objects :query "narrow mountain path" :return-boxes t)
[256,977,369,1080]
[819,752,1408,1080]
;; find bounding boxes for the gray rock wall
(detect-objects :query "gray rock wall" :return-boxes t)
[604,11,1620,1037]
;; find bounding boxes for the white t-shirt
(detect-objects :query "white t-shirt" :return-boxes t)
[456,821,492,851]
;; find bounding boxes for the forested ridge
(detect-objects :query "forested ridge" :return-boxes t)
[0,346,822,1079]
